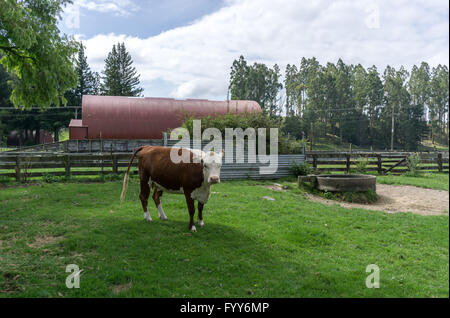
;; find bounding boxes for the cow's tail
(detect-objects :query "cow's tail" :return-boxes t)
[120,146,145,205]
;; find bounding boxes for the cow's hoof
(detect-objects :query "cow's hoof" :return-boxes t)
[145,218,152,222]
[159,216,168,221]
[190,225,197,232]
[198,220,205,227]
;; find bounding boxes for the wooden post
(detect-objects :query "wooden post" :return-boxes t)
[377,154,382,174]
[312,154,317,170]
[15,156,21,182]
[65,154,71,177]
[112,154,118,174]
[89,139,92,153]
[346,154,350,174]
[437,153,443,172]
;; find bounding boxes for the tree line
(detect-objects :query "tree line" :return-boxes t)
[229,56,449,151]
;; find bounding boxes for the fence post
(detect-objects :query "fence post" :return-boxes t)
[112,154,118,174]
[346,154,350,173]
[437,153,443,172]
[15,156,21,182]
[65,154,71,178]
[377,154,382,174]
[312,154,317,170]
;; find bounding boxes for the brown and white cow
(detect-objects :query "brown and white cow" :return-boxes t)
[120,146,224,232]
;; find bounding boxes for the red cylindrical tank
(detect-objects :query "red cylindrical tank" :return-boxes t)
[80,95,262,139]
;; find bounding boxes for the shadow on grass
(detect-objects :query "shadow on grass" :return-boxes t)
[16,216,312,297]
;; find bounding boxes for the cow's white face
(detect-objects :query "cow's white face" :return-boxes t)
[202,150,224,184]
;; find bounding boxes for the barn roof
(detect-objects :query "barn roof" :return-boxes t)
[69,95,261,140]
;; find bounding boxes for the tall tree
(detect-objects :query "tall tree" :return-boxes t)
[229,56,282,116]
[101,43,143,96]
[229,55,250,101]
[66,43,100,106]
[409,62,431,142]
[365,66,384,147]
[0,0,78,109]
[429,64,449,144]
[335,59,355,144]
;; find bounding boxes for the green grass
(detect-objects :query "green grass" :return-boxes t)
[420,139,449,152]
[59,129,69,142]
[375,173,449,191]
[0,177,448,298]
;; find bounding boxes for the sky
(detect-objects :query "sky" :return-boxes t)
[59,0,449,101]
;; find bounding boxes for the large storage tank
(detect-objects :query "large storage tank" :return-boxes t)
[69,95,262,140]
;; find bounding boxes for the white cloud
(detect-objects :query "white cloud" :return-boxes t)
[74,0,139,16]
[78,0,449,100]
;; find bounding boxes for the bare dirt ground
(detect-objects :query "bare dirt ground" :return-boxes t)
[305,184,449,216]
[264,183,448,216]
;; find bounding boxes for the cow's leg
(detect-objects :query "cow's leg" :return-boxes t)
[184,191,196,232]
[152,188,168,220]
[197,202,205,227]
[139,174,152,222]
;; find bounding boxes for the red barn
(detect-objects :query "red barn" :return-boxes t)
[69,95,262,140]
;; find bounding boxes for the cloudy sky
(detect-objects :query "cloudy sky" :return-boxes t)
[59,0,449,100]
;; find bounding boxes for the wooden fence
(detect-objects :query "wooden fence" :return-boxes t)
[4,139,164,153]
[0,152,305,181]
[305,151,449,174]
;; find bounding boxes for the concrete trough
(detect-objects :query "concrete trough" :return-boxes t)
[298,174,376,192]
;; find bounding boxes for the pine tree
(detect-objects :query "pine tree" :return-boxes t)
[101,43,143,96]
[66,43,99,105]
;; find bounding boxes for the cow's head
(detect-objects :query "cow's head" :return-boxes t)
[202,149,224,184]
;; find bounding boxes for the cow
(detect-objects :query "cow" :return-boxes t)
[120,146,224,232]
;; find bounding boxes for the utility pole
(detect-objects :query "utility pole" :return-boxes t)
[390,105,395,151]
[302,131,306,154]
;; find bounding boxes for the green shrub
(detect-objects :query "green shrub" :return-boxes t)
[42,173,57,183]
[354,158,369,173]
[290,161,312,176]
[0,176,10,184]
[406,153,421,176]
[180,112,303,154]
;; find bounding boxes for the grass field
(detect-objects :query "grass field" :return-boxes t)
[1,173,448,298]
[376,173,449,191]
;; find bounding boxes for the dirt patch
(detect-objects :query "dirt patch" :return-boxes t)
[111,282,132,294]
[27,235,64,248]
[305,184,449,216]
[1,273,21,293]
[263,183,288,192]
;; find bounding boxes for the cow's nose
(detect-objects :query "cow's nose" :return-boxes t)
[209,176,220,184]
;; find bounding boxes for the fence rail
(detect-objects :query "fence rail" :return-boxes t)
[305,151,449,174]
[0,152,305,181]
